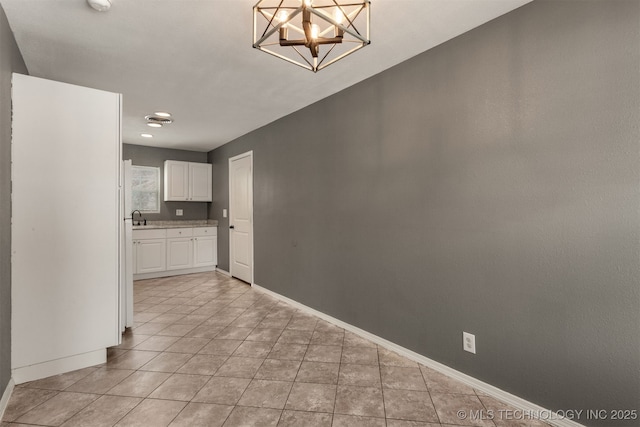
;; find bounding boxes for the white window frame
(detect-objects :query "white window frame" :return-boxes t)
[131,165,161,213]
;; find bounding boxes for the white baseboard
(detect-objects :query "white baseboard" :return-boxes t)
[252,283,584,427]
[134,266,216,281]
[0,377,15,420]
[215,268,231,277]
[12,349,106,385]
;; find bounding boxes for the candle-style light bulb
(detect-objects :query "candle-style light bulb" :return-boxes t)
[303,0,312,7]
[277,10,289,25]
[310,23,320,39]
[334,8,345,38]
[278,9,289,40]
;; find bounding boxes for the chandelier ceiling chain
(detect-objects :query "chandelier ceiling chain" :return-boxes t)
[253,0,371,73]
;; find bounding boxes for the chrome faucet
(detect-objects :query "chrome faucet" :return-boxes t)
[131,210,143,226]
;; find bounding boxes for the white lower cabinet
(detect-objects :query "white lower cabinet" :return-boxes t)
[193,227,217,267]
[136,239,167,273]
[133,229,167,274]
[167,228,194,270]
[133,226,217,279]
[166,238,193,270]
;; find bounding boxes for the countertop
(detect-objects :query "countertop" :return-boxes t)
[133,220,218,230]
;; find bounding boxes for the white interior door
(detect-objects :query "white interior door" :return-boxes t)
[229,151,253,283]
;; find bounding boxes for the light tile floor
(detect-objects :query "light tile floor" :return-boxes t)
[2,272,551,427]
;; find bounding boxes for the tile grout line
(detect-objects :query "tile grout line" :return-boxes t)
[221,297,281,419]
[112,274,239,426]
[377,345,389,424]
[419,361,443,426]
[6,271,553,427]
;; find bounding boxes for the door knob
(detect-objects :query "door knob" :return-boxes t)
[230,225,235,229]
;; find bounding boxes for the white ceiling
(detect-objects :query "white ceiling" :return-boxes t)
[1,0,531,152]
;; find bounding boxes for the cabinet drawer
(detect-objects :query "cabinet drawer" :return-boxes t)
[193,226,217,237]
[133,229,167,239]
[166,228,193,238]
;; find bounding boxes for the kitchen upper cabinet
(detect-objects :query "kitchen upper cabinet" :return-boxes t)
[164,161,189,201]
[189,163,213,201]
[164,160,212,202]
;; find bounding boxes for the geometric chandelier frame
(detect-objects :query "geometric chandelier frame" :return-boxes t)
[253,0,370,72]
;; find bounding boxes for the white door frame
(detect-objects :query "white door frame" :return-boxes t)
[229,150,254,284]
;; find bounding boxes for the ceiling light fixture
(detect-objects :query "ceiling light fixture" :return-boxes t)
[143,112,171,135]
[87,0,112,12]
[253,0,370,73]
[145,114,173,125]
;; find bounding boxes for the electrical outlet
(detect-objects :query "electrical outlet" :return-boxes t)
[223,209,227,218]
[176,209,183,216]
[463,332,476,354]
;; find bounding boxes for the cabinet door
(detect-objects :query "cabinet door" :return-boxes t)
[167,237,193,270]
[189,163,212,202]
[136,239,166,273]
[164,160,189,201]
[193,236,217,267]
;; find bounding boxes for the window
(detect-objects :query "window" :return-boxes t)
[131,166,160,213]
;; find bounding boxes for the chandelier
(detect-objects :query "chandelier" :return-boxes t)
[253,0,371,73]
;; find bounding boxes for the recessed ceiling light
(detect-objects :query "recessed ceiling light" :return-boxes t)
[141,133,153,138]
[154,111,172,118]
[147,122,162,128]
[87,0,112,12]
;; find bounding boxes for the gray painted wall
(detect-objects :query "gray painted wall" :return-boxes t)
[208,1,640,425]
[123,144,209,221]
[0,4,27,396]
